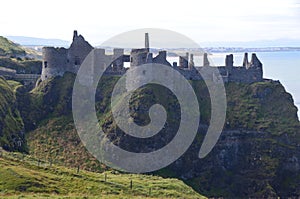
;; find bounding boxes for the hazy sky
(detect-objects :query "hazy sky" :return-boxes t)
[1,0,299,45]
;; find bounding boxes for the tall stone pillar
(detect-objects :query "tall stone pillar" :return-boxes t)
[145,33,149,49]
[189,53,194,69]
[203,53,210,67]
[243,53,249,68]
[225,54,234,67]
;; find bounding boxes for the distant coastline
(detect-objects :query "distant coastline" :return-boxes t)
[204,47,300,53]
[163,47,300,57]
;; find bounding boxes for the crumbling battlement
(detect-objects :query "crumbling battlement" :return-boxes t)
[41,31,263,84]
[41,31,129,81]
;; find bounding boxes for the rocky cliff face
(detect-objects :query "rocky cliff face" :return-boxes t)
[11,74,300,198]
[162,80,300,198]
[167,127,300,198]
[101,78,300,198]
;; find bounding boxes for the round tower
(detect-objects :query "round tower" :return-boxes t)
[41,47,68,81]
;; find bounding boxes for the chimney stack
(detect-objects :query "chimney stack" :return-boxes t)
[145,33,149,49]
[243,53,249,68]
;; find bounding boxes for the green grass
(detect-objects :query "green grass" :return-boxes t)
[225,81,300,134]
[7,80,23,92]
[15,74,300,198]
[23,74,300,173]
[0,36,25,57]
[0,151,206,199]
[0,77,26,152]
[0,57,42,74]
[0,36,42,73]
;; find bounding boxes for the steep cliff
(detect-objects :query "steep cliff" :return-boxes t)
[19,74,300,198]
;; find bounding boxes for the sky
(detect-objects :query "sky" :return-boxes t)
[0,0,300,45]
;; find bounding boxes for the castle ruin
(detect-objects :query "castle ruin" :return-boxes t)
[41,31,263,83]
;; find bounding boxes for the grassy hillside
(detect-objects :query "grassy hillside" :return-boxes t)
[0,77,26,152]
[22,74,300,169]
[0,57,42,74]
[0,36,25,57]
[225,81,299,134]
[0,36,42,74]
[17,73,116,170]
[0,150,205,199]
[16,73,299,197]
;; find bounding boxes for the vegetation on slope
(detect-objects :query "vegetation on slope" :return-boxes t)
[0,35,42,74]
[0,57,42,74]
[0,77,26,152]
[18,73,300,197]
[0,151,205,199]
[23,73,300,165]
[22,73,118,170]
[0,36,25,57]
[225,81,299,134]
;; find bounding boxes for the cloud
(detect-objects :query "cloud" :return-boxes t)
[1,0,299,43]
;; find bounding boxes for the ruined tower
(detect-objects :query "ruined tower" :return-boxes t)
[41,47,68,80]
[112,48,125,71]
[41,31,94,81]
[66,30,94,73]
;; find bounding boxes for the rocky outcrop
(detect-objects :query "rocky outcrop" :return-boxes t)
[166,127,300,198]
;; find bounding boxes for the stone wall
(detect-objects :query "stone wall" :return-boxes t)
[41,47,67,80]
[66,31,94,74]
[41,31,264,85]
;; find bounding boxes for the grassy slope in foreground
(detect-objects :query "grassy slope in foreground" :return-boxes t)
[0,151,206,199]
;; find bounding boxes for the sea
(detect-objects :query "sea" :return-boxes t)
[167,51,300,119]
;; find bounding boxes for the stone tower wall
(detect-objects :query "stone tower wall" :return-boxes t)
[66,32,94,74]
[41,31,264,85]
[41,47,68,81]
[130,48,149,67]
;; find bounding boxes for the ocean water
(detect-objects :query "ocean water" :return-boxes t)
[167,51,300,119]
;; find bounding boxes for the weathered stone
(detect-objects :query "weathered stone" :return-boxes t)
[41,31,264,84]
[203,53,210,67]
[243,52,249,68]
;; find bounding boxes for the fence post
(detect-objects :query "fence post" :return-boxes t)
[77,165,80,174]
[130,180,133,190]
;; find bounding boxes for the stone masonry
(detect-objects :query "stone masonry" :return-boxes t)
[41,31,263,84]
